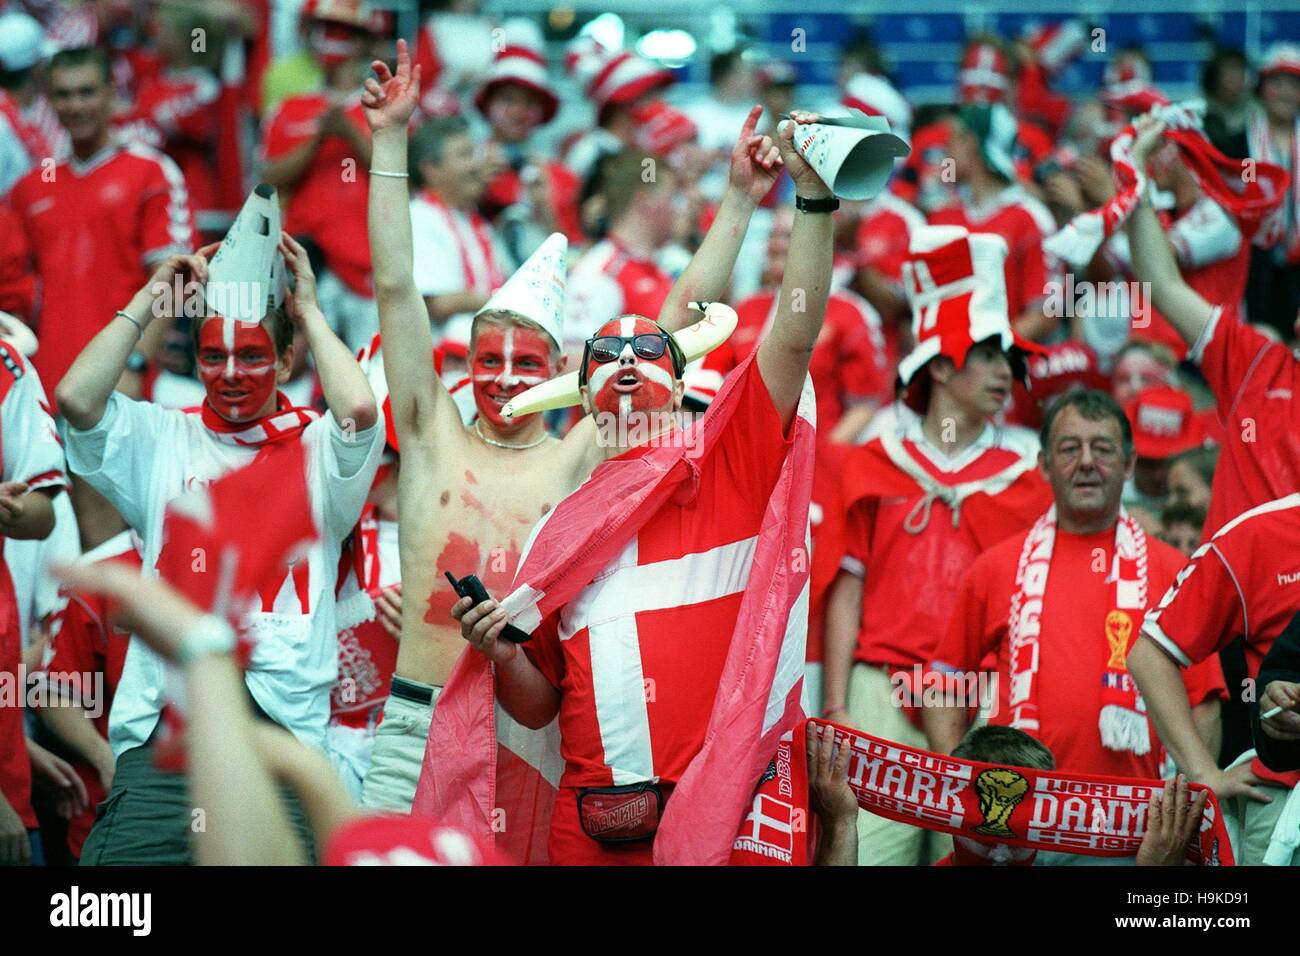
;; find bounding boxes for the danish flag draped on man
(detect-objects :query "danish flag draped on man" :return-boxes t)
[414,350,817,865]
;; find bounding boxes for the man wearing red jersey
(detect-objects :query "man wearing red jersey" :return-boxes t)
[260,0,376,350]
[0,342,68,865]
[563,150,678,356]
[816,224,1052,865]
[930,103,1058,342]
[6,47,196,404]
[1132,493,1300,865]
[1121,115,1300,538]
[924,391,1225,840]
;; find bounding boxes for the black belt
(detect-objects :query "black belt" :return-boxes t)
[389,675,435,706]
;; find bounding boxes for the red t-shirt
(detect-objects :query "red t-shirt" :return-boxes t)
[855,192,927,286]
[695,289,890,431]
[523,362,793,789]
[935,526,1226,780]
[261,93,373,297]
[1142,493,1300,788]
[8,143,196,401]
[843,418,1047,670]
[44,537,138,856]
[1190,306,1300,536]
[928,186,1055,323]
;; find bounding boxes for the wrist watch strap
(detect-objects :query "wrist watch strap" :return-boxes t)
[795,194,840,213]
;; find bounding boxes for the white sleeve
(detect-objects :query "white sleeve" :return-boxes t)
[1,353,67,494]
[1167,198,1242,269]
[562,271,624,350]
[410,200,466,298]
[303,410,385,542]
[63,391,167,534]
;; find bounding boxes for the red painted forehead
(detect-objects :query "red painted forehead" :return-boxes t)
[472,324,553,358]
[593,316,662,339]
[198,317,275,352]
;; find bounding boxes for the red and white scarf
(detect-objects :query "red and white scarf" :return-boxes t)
[420,189,506,294]
[196,392,317,447]
[1247,105,1300,262]
[1046,103,1291,268]
[812,719,1234,865]
[1007,507,1152,755]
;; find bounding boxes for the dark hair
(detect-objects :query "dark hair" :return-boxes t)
[709,50,745,87]
[1169,445,1218,489]
[1039,389,1134,462]
[952,725,1054,771]
[409,115,470,186]
[49,47,111,84]
[1202,46,1248,98]
[188,306,294,359]
[1161,501,1206,532]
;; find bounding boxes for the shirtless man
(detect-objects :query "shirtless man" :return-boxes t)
[359,40,782,811]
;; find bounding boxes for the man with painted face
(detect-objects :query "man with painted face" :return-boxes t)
[363,41,792,819]
[55,187,384,865]
[444,105,838,866]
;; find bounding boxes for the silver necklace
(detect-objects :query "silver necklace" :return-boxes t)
[473,419,549,450]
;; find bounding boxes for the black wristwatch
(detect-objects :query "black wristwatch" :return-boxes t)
[126,351,148,373]
[795,194,840,214]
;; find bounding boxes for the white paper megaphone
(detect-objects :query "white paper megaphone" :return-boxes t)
[501,301,739,420]
[205,184,286,325]
[780,111,911,201]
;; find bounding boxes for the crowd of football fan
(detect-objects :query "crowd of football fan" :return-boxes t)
[0,0,1298,867]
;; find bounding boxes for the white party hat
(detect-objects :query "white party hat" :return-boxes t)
[474,232,567,349]
[205,184,285,326]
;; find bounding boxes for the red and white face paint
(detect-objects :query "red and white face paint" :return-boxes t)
[471,324,556,430]
[196,317,280,423]
[584,317,677,420]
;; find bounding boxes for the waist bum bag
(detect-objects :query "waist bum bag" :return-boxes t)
[576,782,668,844]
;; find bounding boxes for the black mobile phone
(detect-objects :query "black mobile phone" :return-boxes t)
[444,571,532,643]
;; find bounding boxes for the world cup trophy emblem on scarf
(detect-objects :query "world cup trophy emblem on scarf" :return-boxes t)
[1105,610,1133,670]
[974,768,1030,838]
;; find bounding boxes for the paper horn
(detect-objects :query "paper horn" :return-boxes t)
[501,301,739,420]
[780,110,910,201]
[204,183,285,325]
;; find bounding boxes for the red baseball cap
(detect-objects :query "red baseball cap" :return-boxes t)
[1124,385,1203,460]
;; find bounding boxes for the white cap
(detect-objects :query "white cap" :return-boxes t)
[0,11,54,72]
[205,184,285,325]
[474,232,567,349]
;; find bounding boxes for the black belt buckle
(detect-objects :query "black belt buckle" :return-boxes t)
[577,782,664,844]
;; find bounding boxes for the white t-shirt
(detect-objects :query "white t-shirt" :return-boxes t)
[64,393,385,755]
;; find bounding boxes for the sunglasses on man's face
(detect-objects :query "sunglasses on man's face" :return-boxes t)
[586,333,671,364]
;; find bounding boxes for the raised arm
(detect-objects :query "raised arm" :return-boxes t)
[56,253,208,429]
[657,105,778,333]
[280,234,378,431]
[1123,117,1215,349]
[362,40,461,449]
[756,111,835,429]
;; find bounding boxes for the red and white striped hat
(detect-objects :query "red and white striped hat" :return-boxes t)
[842,72,912,139]
[958,41,1010,105]
[566,35,673,124]
[474,18,559,125]
[1023,20,1088,76]
[1101,57,1168,113]
[630,99,698,156]
[1260,42,1300,81]
[897,225,1044,386]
